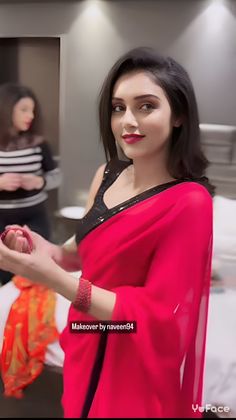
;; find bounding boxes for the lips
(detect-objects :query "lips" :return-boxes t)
[122,134,145,144]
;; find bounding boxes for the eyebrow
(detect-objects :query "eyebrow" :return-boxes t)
[112,94,161,101]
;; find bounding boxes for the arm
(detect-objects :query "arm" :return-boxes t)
[42,161,116,318]
[40,142,61,191]
[51,161,107,271]
[0,160,115,318]
[0,162,112,286]
[20,140,54,191]
[45,264,116,321]
[0,187,212,324]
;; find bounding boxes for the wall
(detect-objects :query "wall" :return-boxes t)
[18,37,60,154]
[0,38,19,82]
[0,0,235,207]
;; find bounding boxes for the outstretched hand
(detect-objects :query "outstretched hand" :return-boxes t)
[0,237,31,277]
[0,225,60,286]
[1,226,33,253]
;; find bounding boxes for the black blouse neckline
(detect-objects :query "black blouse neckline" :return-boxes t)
[75,158,187,246]
[100,158,185,212]
[102,176,184,212]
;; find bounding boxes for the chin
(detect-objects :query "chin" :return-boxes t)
[121,147,149,160]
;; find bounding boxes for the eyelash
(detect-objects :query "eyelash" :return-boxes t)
[112,103,156,113]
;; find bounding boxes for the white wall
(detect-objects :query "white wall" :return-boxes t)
[0,0,235,207]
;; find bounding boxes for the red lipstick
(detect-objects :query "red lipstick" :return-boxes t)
[122,134,145,144]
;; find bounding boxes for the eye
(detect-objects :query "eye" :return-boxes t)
[112,104,125,113]
[140,103,155,111]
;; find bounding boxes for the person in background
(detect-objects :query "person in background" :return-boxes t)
[0,83,61,285]
[0,48,214,418]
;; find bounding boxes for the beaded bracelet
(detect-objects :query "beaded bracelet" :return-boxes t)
[73,277,92,312]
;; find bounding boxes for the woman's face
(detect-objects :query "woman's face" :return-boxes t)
[111,71,179,161]
[12,97,35,132]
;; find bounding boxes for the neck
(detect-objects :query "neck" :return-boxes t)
[129,153,175,192]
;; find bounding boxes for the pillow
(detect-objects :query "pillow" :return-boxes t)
[213,195,236,237]
[213,195,236,278]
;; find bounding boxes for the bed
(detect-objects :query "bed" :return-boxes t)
[0,123,236,418]
[200,123,236,418]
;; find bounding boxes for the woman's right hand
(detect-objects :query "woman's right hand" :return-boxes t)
[2,225,57,258]
[0,173,22,191]
[1,228,30,253]
[0,228,62,287]
[2,225,80,272]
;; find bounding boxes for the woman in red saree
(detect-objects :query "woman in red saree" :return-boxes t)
[0,47,214,418]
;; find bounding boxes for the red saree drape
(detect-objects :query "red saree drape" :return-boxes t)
[60,181,213,418]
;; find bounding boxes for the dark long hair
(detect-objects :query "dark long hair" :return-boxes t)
[98,47,214,195]
[0,82,42,149]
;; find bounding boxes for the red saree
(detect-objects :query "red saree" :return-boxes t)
[60,180,213,418]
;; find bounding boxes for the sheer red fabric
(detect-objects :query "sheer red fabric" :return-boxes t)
[60,182,213,418]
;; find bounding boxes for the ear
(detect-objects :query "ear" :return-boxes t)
[173,117,183,127]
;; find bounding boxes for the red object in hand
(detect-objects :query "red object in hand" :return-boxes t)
[0,227,33,254]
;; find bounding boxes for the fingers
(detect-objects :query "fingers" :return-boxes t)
[5,224,33,236]
[15,236,29,253]
[1,229,30,253]
[3,229,18,249]
[2,226,36,254]
[0,239,30,274]
[23,225,32,234]
[5,224,24,230]
[0,238,23,260]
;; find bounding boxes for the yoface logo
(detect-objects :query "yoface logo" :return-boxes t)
[192,404,230,414]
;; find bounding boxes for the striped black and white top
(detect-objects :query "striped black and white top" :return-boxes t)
[0,141,61,209]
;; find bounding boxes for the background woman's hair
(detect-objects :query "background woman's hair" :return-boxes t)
[98,47,215,195]
[0,82,43,149]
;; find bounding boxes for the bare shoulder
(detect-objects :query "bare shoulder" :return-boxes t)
[62,163,107,249]
[94,162,107,180]
[83,163,107,215]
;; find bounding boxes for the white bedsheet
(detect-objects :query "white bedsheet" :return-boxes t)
[203,287,236,417]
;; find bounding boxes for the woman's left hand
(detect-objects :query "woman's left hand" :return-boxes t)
[20,174,44,190]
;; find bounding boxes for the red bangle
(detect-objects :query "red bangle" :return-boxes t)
[73,277,92,312]
[1,227,33,254]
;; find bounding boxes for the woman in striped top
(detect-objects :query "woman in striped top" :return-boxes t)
[0,83,61,284]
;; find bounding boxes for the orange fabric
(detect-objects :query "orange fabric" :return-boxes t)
[0,275,59,398]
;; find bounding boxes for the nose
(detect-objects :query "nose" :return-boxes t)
[121,108,138,129]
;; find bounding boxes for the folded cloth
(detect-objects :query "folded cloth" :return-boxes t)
[0,275,59,398]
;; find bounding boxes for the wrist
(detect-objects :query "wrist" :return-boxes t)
[51,266,79,301]
[36,176,45,189]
